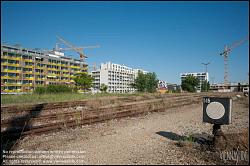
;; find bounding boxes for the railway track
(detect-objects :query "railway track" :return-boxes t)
[1,92,241,137]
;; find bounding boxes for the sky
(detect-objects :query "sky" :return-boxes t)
[1,1,249,84]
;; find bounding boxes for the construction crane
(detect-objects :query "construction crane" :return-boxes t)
[56,36,100,62]
[219,35,249,86]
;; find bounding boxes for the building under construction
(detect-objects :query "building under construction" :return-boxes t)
[1,44,88,94]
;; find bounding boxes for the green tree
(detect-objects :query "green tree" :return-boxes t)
[73,72,94,92]
[145,72,158,93]
[181,75,200,92]
[100,83,108,93]
[201,80,210,92]
[132,71,158,93]
[133,71,147,92]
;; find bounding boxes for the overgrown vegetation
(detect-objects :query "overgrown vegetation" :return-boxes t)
[132,72,158,93]
[181,75,200,92]
[100,84,108,93]
[34,84,75,94]
[201,80,210,92]
[1,92,147,105]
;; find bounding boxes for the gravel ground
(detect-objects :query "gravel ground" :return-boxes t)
[4,96,249,165]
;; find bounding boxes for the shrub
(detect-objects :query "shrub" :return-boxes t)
[34,86,47,94]
[34,84,74,94]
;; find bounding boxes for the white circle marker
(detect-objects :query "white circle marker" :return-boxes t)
[206,102,225,119]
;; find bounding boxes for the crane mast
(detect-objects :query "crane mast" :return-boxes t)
[220,36,248,86]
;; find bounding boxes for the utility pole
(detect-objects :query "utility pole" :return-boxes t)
[211,76,215,85]
[201,62,210,74]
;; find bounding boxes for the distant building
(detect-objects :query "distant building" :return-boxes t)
[157,80,168,94]
[180,72,209,92]
[167,83,179,92]
[91,62,148,93]
[158,80,167,89]
[210,82,249,92]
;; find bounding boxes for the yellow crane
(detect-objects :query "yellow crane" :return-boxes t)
[56,36,100,62]
[219,35,248,86]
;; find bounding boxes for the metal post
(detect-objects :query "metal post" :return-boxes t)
[212,124,222,136]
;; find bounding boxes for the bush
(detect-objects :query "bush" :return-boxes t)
[34,86,47,94]
[34,85,74,94]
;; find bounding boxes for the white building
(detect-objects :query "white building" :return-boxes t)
[158,80,168,89]
[180,72,209,92]
[91,62,148,93]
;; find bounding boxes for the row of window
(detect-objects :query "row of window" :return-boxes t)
[2,66,84,72]
[109,69,134,73]
[2,54,82,67]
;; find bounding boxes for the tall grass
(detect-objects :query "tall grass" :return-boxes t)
[1,92,147,105]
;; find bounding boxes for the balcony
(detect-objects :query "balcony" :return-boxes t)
[35,66,46,69]
[23,77,34,80]
[48,62,61,66]
[22,71,33,74]
[47,73,60,77]
[23,83,33,86]
[61,69,69,72]
[75,71,83,74]
[23,59,33,62]
[24,65,34,68]
[3,83,22,86]
[2,89,14,93]
[1,55,22,61]
[1,62,21,67]
[35,72,45,75]
[70,65,80,69]
[47,68,60,71]
[2,69,22,73]
[36,77,46,81]
[61,64,69,67]
[1,76,20,80]
[62,75,70,78]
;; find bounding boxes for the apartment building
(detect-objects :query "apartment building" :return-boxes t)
[91,62,148,93]
[180,72,209,92]
[1,44,88,93]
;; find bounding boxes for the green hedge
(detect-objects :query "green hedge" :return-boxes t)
[34,85,75,94]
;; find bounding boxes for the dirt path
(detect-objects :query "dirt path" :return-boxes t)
[6,97,249,165]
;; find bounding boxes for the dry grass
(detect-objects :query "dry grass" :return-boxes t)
[213,128,249,152]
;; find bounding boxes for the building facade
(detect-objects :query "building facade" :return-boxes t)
[91,62,148,93]
[180,72,209,92]
[210,82,249,92]
[1,44,88,93]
